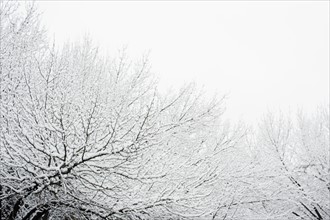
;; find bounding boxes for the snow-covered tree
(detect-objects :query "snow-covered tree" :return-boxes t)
[0,2,244,219]
[245,108,330,219]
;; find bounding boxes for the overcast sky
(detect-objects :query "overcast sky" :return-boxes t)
[37,1,329,123]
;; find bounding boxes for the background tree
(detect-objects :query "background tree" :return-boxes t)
[244,108,330,219]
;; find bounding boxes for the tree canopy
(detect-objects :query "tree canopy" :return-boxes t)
[0,2,329,220]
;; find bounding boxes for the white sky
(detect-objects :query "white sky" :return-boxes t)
[37,1,329,123]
